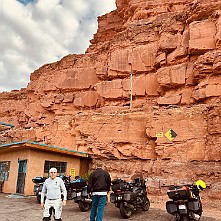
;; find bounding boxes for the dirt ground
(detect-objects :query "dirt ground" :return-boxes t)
[0,193,220,221]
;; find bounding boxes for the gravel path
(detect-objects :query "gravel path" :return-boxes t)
[0,193,220,221]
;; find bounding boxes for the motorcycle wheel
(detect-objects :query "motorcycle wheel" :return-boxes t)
[78,201,91,212]
[142,197,150,211]
[37,195,41,204]
[120,202,132,219]
[67,188,72,200]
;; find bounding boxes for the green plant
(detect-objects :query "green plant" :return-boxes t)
[82,170,92,182]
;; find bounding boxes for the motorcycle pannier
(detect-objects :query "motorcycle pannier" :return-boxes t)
[72,190,77,198]
[123,191,136,202]
[81,186,88,197]
[111,178,125,192]
[110,193,116,203]
[70,178,87,189]
[188,200,201,212]
[166,201,178,214]
[167,185,191,200]
[32,177,45,184]
[72,190,81,202]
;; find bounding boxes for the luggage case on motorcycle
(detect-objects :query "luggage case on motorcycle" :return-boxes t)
[188,200,202,214]
[166,201,178,214]
[111,178,126,192]
[167,185,191,200]
[110,193,116,203]
[32,177,45,184]
[70,178,87,189]
[123,191,136,202]
[72,190,81,201]
[81,186,88,197]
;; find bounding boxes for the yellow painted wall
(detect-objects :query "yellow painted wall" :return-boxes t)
[0,148,84,195]
[0,149,30,194]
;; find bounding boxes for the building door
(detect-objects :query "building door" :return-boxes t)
[16,159,27,194]
[79,158,91,177]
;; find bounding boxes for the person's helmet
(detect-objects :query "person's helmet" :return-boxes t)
[196,180,206,191]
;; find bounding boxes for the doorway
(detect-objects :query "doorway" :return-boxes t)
[16,159,27,194]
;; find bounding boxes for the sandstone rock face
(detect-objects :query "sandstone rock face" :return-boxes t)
[0,0,221,200]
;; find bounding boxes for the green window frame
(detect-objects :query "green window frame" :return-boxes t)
[0,161,10,181]
[44,161,67,177]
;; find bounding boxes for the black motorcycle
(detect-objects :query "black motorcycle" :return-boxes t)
[110,177,150,219]
[59,175,74,200]
[166,184,203,221]
[71,176,92,212]
[32,176,46,203]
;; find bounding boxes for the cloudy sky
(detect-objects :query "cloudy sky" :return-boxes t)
[0,0,116,92]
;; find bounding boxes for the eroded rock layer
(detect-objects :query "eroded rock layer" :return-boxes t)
[0,0,221,199]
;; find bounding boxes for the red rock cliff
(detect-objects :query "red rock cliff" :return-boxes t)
[0,0,221,200]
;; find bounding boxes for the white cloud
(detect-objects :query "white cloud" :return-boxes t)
[0,0,116,92]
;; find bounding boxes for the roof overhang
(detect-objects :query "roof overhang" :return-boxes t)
[0,122,15,132]
[0,140,89,158]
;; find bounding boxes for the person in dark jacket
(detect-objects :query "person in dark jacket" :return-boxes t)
[87,164,111,221]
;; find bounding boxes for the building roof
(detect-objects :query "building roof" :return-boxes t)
[0,140,89,158]
[0,122,15,131]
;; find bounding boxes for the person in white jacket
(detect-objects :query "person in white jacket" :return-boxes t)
[41,167,67,221]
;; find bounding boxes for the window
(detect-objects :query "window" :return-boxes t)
[44,161,67,177]
[0,161,10,181]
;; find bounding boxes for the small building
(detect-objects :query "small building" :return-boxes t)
[0,140,90,195]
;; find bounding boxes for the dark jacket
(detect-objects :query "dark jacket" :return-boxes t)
[88,168,111,193]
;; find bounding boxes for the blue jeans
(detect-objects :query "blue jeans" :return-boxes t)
[90,195,107,221]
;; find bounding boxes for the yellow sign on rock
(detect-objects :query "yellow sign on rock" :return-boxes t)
[70,168,76,178]
[164,129,177,141]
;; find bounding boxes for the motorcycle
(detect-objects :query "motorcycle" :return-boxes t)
[32,176,46,203]
[59,175,74,200]
[110,177,150,219]
[166,183,204,221]
[71,176,92,212]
